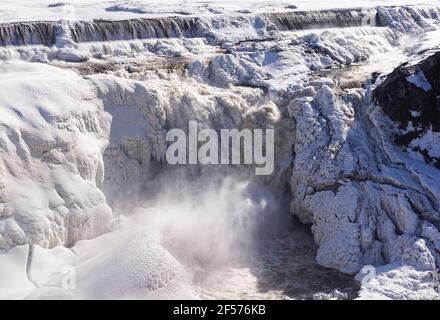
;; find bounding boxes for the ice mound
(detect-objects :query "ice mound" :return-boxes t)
[357,264,439,299]
[377,5,440,34]
[1,229,195,299]
[285,68,440,277]
[208,53,271,87]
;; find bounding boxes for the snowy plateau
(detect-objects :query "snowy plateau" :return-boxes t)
[0,0,440,300]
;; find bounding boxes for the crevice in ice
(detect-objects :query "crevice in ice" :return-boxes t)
[25,244,38,288]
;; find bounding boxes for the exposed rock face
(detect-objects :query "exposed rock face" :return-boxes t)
[374,51,440,168]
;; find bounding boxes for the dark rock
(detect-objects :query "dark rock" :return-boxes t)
[374,51,440,168]
[374,51,440,132]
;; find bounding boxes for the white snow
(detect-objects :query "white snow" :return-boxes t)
[410,110,422,117]
[406,70,432,91]
[408,28,440,54]
[410,128,440,158]
[0,62,112,250]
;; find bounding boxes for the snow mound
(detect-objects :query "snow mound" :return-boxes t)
[68,230,194,299]
[56,47,90,62]
[106,2,149,14]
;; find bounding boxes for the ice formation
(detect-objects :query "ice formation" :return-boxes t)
[0,1,440,299]
[0,63,112,251]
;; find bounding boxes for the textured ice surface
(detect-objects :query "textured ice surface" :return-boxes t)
[7,229,195,299]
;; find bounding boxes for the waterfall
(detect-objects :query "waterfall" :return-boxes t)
[0,21,56,46]
[70,17,201,43]
[0,8,381,47]
[2,5,440,48]
[265,8,379,31]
